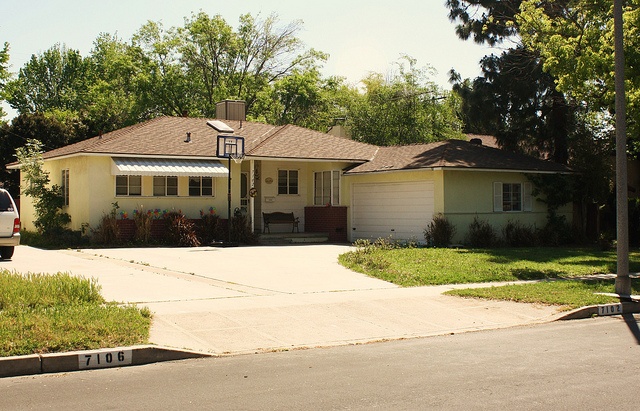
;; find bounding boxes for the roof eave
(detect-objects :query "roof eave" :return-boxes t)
[247,155,369,164]
[345,165,573,175]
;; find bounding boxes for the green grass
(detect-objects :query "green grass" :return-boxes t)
[0,270,151,357]
[338,247,640,286]
[445,279,640,310]
[338,246,640,309]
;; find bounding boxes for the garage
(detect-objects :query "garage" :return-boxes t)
[351,181,435,242]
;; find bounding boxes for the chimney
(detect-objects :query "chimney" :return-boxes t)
[216,100,246,121]
[184,132,191,143]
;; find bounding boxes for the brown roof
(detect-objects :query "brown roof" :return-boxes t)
[37,116,568,174]
[41,116,377,162]
[344,139,571,174]
[248,124,378,161]
[465,134,500,148]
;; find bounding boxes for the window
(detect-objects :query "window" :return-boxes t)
[116,175,142,196]
[61,169,70,206]
[189,177,214,197]
[278,170,298,195]
[154,176,178,196]
[314,170,340,205]
[493,182,532,212]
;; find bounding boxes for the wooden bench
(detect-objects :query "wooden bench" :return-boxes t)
[263,212,299,233]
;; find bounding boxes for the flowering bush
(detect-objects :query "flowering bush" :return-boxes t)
[200,207,216,217]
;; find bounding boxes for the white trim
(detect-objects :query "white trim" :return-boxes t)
[495,182,531,212]
[493,182,503,212]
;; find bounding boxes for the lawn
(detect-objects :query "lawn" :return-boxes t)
[0,270,151,357]
[338,246,640,309]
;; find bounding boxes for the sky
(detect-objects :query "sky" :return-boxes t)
[0,0,496,118]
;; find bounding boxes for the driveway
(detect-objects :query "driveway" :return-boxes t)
[2,245,560,354]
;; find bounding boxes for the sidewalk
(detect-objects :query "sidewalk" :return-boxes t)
[2,245,560,356]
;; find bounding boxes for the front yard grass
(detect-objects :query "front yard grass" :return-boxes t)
[338,246,640,309]
[0,270,151,357]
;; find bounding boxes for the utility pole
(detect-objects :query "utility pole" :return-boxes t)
[614,0,631,297]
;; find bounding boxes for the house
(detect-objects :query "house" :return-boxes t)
[10,101,572,244]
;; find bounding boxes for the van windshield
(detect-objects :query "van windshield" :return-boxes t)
[0,192,14,212]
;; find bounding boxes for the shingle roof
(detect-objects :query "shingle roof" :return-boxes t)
[37,116,569,174]
[41,116,378,162]
[248,124,378,161]
[344,139,571,174]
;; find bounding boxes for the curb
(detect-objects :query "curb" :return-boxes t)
[555,301,640,321]
[0,345,212,379]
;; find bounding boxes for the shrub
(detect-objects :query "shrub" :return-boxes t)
[164,212,200,247]
[133,207,152,244]
[466,216,497,248]
[424,214,456,247]
[502,220,537,247]
[343,238,392,271]
[198,214,224,245]
[536,213,574,246]
[91,202,120,245]
[21,228,88,249]
[15,140,71,236]
[230,213,259,245]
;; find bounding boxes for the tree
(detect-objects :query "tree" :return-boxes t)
[518,0,640,156]
[252,68,355,131]
[451,47,571,164]
[5,44,94,114]
[128,12,325,118]
[132,20,198,118]
[346,56,463,146]
[0,113,85,197]
[0,42,10,120]
[14,139,70,235]
[447,0,575,164]
[85,33,147,133]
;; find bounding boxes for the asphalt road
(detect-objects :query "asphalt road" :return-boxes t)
[2,315,639,410]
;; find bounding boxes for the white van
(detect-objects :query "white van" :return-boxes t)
[0,188,20,260]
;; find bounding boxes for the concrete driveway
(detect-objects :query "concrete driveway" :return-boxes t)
[2,245,560,355]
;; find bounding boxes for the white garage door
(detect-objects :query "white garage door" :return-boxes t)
[351,181,434,242]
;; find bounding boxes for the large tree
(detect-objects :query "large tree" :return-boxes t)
[0,113,83,197]
[346,56,463,146]
[85,33,147,133]
[0,42,10,120]
[252,68,355,131]
[5,12,326,131]
[5,44,94,115]
[133,12,326,118]
[518,0,640,156]
[446,0,575,164]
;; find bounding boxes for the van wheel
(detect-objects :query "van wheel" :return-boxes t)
[0,246,14,260]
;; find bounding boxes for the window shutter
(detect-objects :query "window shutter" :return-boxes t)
[493,182,503,212]
[523,182,533,211]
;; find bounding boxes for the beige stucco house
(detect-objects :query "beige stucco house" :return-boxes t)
[11,102,572,244]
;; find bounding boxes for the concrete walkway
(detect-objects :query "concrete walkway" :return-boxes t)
[2,245,560,355]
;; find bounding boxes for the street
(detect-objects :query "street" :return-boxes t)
[2,315,639,410]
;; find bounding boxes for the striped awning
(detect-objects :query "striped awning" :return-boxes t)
[111,157,228,177]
